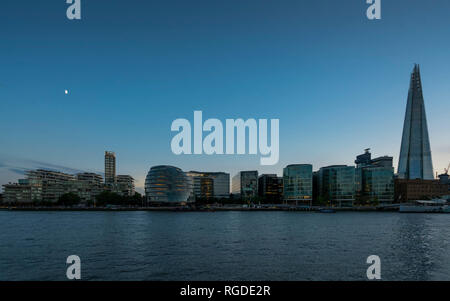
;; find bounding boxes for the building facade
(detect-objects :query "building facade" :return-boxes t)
[105,151,116,185]
[187,171,230,200]
[283,164,313,206]
[74,172,104,203]
[394,179,449,202]
[206,172,230,199]
[2,182,34,204]
[232,171,258,200]
[25,169,76,203]
[186,171,214,200]
[2,170,106,204]
[318,165,355,207]
[354,150,394,204]
[145,165,193,204]
[116,175,135,197]
[258,174,283,203]
[398,65,434,180]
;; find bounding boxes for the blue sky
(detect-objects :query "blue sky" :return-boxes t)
[1,0,450,191]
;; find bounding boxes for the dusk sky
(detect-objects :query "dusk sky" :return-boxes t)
[1,0,450,192]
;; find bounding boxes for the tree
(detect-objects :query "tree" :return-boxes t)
[58,193,81,206]
[95,191,123,206]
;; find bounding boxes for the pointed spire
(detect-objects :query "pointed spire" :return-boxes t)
[398,65,434,180]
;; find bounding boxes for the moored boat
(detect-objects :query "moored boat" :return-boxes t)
[399,199,449,213]
[318,208,336,213]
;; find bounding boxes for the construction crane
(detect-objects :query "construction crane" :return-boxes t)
[445,163,450,175]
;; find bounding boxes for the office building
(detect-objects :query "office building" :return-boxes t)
[232,171,258,200]
[318,165,355,207]
[283,164,313,206]
[354,149,394,204]
[186,171,214,200]
[206,172,230,199]
[145,165,193,204]
[258,174,283,203]
[187,171,230,199]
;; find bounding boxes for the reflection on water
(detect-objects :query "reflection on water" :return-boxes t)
[0,211,449,280]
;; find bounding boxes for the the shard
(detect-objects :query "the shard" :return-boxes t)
[398,65,434,180]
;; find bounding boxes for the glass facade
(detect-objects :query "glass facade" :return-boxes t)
[360,166,394,203]
[232,171,258,200]
[258,174,283,203]
[187,171,230,199]
[145,165,193,204]
[355,151,394,204]
[186,171,214,200]
[398,65,434,180]
[318,165,355,207]
[283,164,313,205]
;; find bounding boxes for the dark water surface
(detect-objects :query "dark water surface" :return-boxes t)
[0,211,449,280]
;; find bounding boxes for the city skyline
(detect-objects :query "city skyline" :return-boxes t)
[1,1,450,192]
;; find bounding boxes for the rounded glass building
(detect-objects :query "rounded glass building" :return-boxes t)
[145,165,193,204]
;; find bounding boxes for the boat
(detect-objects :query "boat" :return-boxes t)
[318,208,336,213]
[399,199,449,213]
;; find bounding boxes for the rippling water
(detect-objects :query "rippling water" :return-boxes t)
[0,211,449,280]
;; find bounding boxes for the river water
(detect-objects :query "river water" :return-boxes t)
[0,211,449,280]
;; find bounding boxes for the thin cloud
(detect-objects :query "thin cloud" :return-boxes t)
[0,156,103,179]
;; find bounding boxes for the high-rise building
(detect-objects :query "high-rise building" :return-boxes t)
[318,165,355,207]
[232,171,258,200]
[105,151,116,185]
[258,174,283,203]
[283,164,313,206]
[398,65,434,180]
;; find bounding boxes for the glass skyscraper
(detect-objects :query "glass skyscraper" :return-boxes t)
[398,65,434,180]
